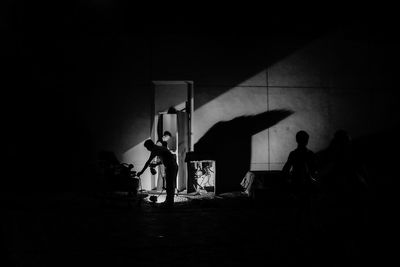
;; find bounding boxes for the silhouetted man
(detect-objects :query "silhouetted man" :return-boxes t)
[156,131,171,148]
[155,139,167,191]
[162,130,179,165]
[137,139,178,206]
[318,130,368,205]
[283,130,317,186]
[283,130,317,229]
[319,130,368,240]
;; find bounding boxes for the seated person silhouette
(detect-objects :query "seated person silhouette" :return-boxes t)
[161,131,178,161]
[161,131,172,148]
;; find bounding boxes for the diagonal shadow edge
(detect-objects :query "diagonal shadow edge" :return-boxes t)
[193,109,293,193]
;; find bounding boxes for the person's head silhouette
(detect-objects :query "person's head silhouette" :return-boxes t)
[296,130,309,148]
[162,131,172,142]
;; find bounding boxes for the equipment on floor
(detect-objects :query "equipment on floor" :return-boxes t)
[149,188,165,203]
[98,150,139,195]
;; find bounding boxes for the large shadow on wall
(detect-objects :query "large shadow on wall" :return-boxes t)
[194,109,293,193]
[2,1,368,192]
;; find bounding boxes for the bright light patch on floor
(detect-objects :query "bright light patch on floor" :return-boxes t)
[144,194,189,203]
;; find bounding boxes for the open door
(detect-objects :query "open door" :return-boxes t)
[151,81,193,192]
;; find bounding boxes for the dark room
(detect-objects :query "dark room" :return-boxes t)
[1,2,399,266]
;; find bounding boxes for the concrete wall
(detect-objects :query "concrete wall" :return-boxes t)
[4,3,398,191]
[68,27,398,191]
[192,27,399,191]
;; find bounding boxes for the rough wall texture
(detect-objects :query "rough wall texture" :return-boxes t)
[70,26,399,190]
[4,3,398,191]
[194,29,398,178]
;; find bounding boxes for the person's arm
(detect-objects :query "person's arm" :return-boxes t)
[309,151,318,179]
[282,152,294,185]
[282,152,293,174]
[356,163,368,189]
[137,152,156,177]
[151,160,162,167]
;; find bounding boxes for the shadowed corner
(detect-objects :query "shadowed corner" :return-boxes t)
[348,124,400,211]
[194,109,293,194]
[315,123,400,190]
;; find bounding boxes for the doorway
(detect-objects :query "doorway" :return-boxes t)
[151,81,194,192]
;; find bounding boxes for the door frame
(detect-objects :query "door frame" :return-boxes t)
[151,80,194,151]
[151,81,194,190]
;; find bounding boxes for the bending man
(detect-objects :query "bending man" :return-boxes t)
[137,139,178,206]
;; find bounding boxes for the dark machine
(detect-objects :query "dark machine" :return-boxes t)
[97,151,139,197]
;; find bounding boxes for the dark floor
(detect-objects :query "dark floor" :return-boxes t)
[0,191,393,267]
